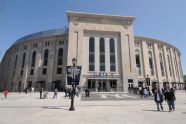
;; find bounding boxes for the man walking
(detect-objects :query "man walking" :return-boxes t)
[154,89,164,111]
[53,88,58,99]
[164,88,176,112]
[40,87,43,99]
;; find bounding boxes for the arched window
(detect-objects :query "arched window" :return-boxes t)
[58,48,63,65]
[31,51,36,67]
[22,53,26,68]
[159,53,165,76]
[135,49,141,75]
[89,37,95,71]
[167,54,172,77]
[100,37,105,71]
[43,49,49,66]
[148,51,154,75]
[110,38,116,72]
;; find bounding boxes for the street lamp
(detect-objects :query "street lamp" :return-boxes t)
[69,57,77,111]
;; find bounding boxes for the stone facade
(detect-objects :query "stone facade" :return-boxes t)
[0,12,184,92]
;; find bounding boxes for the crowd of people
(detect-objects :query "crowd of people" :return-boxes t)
[64,86,82,98]
[134,86,176,112]
[0,84,180,112]
[154,88,176,112]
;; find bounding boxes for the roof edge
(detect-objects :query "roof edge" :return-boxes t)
[66,11,135,22]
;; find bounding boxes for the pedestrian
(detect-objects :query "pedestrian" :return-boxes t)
[85,88,88,97]
[64,87,68,97]
[3,88,8,99]
[85,88,90,97]
[31,87,34,93]
[154,89,164,111]
[164,88,176,112]
[68,88,71,98]
[24,87,28,94]
[143,87,149,98]
[139,86,143,98]
[87,88,90,97]
[18,87,21,94]
[161,88,165,95]
[40,87,43,99]
[75,86,79,97]
[53,88,58,99]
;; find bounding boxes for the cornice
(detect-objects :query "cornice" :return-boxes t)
[134,36,181,55]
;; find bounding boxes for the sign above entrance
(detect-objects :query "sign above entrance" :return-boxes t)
[88,72,119,79]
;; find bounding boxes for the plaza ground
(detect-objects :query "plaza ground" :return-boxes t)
[0,91,186,124]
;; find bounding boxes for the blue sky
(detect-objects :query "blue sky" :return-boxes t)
[0,0,186,74]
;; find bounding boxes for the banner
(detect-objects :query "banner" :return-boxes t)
[66,66,82,85]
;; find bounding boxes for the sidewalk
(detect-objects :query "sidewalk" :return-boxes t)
[0,92,186,124]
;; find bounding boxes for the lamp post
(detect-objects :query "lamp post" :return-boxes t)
[69,57,77,111]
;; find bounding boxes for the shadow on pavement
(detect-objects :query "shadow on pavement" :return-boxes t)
[0,106,66,109]
[42,106,61,109]
[142,109,169,112]
[42,106,69,110]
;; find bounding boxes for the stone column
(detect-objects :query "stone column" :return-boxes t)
[141,40,149,78]
[22,44,31,89]
[33,50,42,84]
[120,33,130,92]
[170,48,176,82]
[105,38,110,72]
[47,42,55,91]
[178,55,184,82]
[95,37,99,72]
[95,80,98,92]
[153,44,161,86]
[162,45,170,82]
[175,52,181,82]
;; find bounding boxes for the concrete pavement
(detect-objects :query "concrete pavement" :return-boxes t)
[0,91,186,124]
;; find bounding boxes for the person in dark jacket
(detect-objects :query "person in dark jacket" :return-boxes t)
[53,88,58,99]
[40,88,43,99]
[154,89,164,111]
[164,88,176,112]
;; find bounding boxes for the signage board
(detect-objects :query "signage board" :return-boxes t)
[66,66,82,85]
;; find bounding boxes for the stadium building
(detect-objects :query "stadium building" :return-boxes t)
[0,12,184,92]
